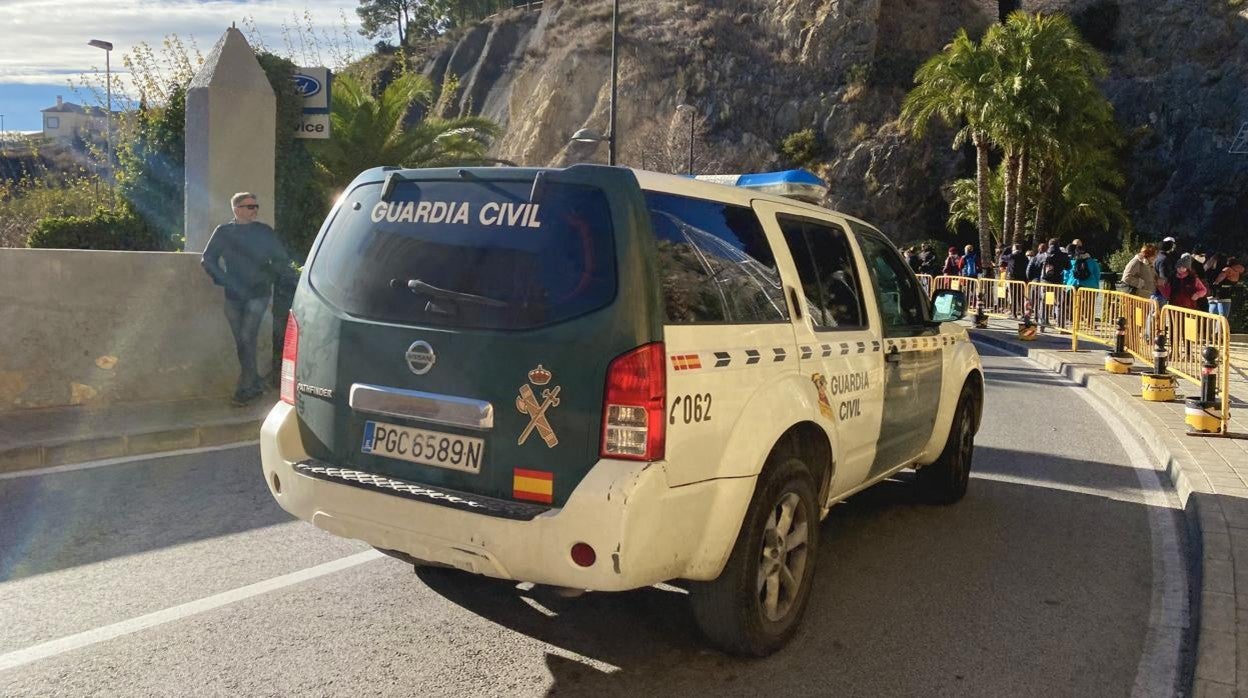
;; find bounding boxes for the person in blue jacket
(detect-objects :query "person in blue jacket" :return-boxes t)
[1064,240,1102,289]
[959,244,979,277]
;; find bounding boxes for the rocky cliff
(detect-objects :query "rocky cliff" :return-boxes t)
[421,0,1248,249]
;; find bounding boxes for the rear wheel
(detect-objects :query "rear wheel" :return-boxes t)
[690,456,819,656]
[916,385,977,504]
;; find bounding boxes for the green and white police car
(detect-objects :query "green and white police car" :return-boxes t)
[260,165,983,656]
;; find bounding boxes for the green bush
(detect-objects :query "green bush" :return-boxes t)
[780,128,823,169]
[28,207,167,250]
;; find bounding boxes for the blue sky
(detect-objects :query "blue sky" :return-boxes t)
[0,0,372,133]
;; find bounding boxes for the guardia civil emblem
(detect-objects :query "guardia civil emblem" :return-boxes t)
[516,365,561,447]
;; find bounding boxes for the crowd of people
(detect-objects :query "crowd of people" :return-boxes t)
[904,237,1245,319]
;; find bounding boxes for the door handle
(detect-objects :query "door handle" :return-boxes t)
[885,346,902,364]
[787,287,803,320]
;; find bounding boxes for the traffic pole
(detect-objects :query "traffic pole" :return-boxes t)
[1104,317,1134,374]
[1141,332,1176,402]
[1018,300,1037,341]
[1185,345,1223,434]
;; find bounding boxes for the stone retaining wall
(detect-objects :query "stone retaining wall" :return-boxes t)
[0,249,275,411]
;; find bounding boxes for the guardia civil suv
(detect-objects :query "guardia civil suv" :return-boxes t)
[260,165,983,656]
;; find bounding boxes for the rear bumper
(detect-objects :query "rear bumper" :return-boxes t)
[260,402,756,590]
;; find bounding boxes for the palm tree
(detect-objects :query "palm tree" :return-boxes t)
[946,164,1006,245]
[983,12,1108,245]
[901,29,998,264]
[312,72,501,191]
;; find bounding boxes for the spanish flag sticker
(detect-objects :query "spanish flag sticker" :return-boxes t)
[513,468,554,504]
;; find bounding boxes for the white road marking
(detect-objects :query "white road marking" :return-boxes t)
[0,549,384,673]
[0,441,260,481]
[1022,356,1189,698]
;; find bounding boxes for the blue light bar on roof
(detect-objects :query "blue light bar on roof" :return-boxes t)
[695,169,828,204]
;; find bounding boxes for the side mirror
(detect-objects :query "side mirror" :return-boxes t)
[931,289,967,323]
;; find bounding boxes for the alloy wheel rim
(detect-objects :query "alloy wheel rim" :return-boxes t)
[756,491,810,622]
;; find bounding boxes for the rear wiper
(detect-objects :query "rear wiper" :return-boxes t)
[398,278,508,308]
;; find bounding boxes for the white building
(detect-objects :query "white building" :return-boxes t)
[40,96,109,140]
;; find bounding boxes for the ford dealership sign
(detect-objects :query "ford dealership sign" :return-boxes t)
[294,66,331,139]
[293,73,322,98]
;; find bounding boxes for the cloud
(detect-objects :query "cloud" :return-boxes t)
[0,0,370,86]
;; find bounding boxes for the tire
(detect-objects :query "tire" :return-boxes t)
[689,456,820,656]
[916,385,977,504]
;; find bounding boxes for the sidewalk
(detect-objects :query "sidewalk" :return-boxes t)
[971,318,1248,697]
[0,393,272,474]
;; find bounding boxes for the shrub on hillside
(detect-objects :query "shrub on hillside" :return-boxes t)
[28,208,168,250]
[780,128,823,169]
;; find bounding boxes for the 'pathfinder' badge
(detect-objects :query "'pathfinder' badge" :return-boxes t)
[516,365,560,447]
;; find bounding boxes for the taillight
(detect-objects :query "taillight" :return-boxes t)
[601,342,666,461]
[280,313,299,405]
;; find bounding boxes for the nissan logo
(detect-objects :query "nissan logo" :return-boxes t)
[405,341,436,375]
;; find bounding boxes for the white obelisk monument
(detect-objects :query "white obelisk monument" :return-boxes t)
[184,27,275,252]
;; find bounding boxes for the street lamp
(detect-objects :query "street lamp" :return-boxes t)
[88,39,113,208]
[568,0,619,165]
[676,104,696,175]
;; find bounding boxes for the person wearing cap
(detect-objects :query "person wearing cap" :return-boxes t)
[1027,242,1048,282]
[1159,257,1208,310]
[941,246,961,276]
[960,244,979,278]
[1063,241,1101,290]
[918,244,939,275]
[1188,247,1210,312]
[1006,243,1029,316]
[1154,237,1178,306]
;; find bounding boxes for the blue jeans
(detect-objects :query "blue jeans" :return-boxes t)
[224,296,268,395]
[1209,298,1231,318]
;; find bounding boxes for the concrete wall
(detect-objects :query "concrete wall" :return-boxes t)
[0,249,274,412]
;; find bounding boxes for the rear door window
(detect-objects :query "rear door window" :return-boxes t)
[776,215,867,330]
[645,191,788,324]
[853,227,931,334]
[308,179,616,330]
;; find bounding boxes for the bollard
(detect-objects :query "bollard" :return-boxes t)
[1185,345,1223,434]
[1141,332,1176,401]
[1018,301,1037,341]
[974,295,989,329]
[1104,317,1134,374]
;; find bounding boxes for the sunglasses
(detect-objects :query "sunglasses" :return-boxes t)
[236,204,259,210]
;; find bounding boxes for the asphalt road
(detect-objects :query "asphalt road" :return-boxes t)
[0,345,1193,697]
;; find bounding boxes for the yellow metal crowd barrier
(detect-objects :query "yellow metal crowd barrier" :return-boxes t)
[1071,288,1157,364]
[932,276,1028,319]
[930,278,1234,431]
[1161,305,1231,432]
[1025,282,1076,333]
[1067,289,1231,433]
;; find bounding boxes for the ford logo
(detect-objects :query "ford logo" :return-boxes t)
[293,74,322,98]
[405,341,436,375]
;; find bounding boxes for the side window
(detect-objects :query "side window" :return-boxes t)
[645,192,789,324]
[853,227,930,333]
[776,215,867,330]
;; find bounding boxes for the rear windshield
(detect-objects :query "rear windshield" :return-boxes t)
[308,178,617,330]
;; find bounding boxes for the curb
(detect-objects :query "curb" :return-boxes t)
[972,329,1225,696]
[0,418,263,475]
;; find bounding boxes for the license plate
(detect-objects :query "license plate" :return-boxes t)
[361,421,484,474]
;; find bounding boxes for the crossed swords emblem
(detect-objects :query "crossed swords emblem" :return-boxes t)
[516,384,561,447]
